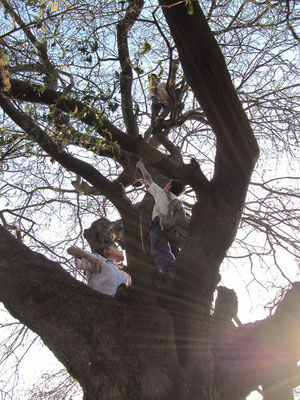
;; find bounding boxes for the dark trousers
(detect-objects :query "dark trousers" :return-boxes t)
[151,102,166,124]
[149,216,176,274]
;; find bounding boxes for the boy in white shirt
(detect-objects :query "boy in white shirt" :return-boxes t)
[136,161,185,274]
[67,243,131,296]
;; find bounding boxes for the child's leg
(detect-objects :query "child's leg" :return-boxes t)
[151,102,162,124]
[149,217,176,274]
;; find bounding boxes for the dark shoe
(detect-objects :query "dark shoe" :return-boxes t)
[115,283,128,300]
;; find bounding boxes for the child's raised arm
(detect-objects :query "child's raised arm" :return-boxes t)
[67,246,102,272]
[136,161,153,186]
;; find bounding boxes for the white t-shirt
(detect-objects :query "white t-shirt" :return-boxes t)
[75,253,131,296]
[149,83,169,105]
[148,182,177,220]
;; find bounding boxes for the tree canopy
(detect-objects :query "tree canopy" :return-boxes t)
[0,0,299,399]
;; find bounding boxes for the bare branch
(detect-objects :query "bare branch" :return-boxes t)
[117,0,144,136]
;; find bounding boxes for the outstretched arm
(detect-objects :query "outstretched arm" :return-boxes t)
[136,161,153,186]
[67,246,102,272]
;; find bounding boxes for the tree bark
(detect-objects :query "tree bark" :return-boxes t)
[1,227,299,399]
[0,227,185,400]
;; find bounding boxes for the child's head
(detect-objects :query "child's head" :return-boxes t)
[148,73,158,86]
[165,180,186,196]
[95,243,124,263]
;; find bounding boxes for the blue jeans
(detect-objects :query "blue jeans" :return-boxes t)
[151,102,166,124]
[149,216,176,274]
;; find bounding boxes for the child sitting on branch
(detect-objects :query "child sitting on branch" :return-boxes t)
[67,243,131,296]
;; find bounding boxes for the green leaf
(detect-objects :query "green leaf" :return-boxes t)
[141,41,151,56]
[187,2,194,15]
[133,66,144,75]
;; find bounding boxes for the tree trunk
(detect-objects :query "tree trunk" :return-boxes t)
[0,226,214,400]
[1,227,299,399]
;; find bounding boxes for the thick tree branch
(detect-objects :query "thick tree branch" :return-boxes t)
[0,226,135,397]
[159,0,259,186]
[156,1,261,310]
[211,286,238,338]
[3,78,209,190]
[212,283,300,399]
[0,92,134,216]
[117,0,144,137]
[50,123,135,177]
